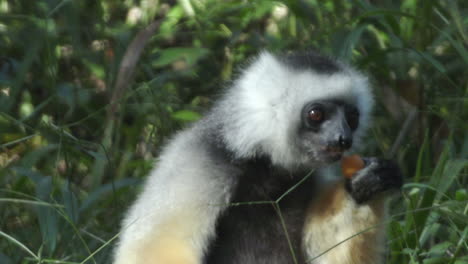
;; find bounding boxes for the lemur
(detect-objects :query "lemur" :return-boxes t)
[113,51,403,264]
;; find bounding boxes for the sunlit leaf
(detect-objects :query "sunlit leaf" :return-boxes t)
[171,110,201,121]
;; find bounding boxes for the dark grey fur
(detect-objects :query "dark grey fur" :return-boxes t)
[346,158,403,204]
[202,139,317,264]
[278,51,341,74]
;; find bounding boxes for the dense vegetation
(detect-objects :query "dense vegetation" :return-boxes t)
[0,0,466,263]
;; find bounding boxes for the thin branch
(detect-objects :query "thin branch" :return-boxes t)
[107,20,162,121]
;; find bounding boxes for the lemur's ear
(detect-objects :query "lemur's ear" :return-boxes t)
[239,51,284,84]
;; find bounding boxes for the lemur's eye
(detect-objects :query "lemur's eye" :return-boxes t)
[346,107,360,131]
[308,108,324,122]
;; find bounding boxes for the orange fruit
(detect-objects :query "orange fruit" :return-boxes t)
[341,154,365,179]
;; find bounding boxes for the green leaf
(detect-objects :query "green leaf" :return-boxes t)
[61,184,80,223]
[159,5,184,38]
[455,189,467,201]
[337,24,368,61]
[20,144,58,168]
[80,178,140,212]
[11,167,46,184]
[419,221,440,246]
[171,110,201,121]
[82,60,105,79]
[435,159,468,200]
[35,176,58,254]
[0,231,38,260]
[414,51,447,73]
[427,241,453,256]
[152,48,209,67]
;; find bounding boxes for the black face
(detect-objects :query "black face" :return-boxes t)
[298,100,360,162]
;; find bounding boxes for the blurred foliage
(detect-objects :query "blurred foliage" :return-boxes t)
[0,0,467,263]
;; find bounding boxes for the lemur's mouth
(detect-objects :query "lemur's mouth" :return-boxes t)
[325,146,345,153]
[326,151,343,161]
[319,146,344,163]
[318,146,344,162]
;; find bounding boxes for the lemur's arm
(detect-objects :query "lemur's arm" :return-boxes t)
[303,158,403,264]
[114,181,230,264]
[113,131,235,264]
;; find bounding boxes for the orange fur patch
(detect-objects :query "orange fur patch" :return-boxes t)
[132,212,200,264]
[137,235,198,264]
[309,182,346,219]
[304,181,387,264]
[347,198,386,263]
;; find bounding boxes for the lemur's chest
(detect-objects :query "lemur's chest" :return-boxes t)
[203,162,316,264]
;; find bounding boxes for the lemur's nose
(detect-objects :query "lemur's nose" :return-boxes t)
[338,135,352,150]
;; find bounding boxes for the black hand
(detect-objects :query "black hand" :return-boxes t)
[345,158,403,204]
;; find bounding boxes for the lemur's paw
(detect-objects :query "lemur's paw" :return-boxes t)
[345,158,403,204]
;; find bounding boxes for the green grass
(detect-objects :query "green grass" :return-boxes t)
[0,0,467,263]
